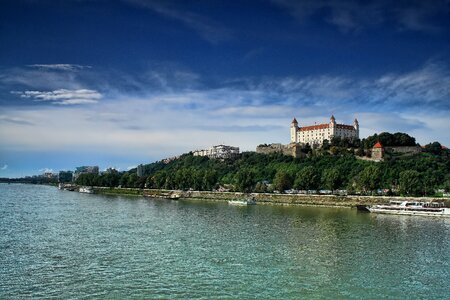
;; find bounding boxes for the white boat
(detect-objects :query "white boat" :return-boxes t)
[79,186,94,194]
[228,198,256,206]
[368,200,450,217]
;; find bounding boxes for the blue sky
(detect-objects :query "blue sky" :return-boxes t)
[1,0,449,177]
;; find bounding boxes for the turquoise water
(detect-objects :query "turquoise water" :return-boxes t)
[0,184,449,299]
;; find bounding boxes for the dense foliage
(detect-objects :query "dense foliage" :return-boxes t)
[72,142,450,196]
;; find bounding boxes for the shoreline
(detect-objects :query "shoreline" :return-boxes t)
[90,187,450,207]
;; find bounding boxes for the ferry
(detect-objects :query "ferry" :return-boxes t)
[228,198,256,206]
[79,186,94,194]
[367,200,450,217]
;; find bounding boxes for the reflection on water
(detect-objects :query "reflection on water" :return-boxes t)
[0,184,449,299]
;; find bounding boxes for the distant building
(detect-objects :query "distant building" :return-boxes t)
[371,141,384,161]
[137,164,144,177]
[58,171,73,183]
[193,144,239,159]
[73,166,99,181]
[256,143,305,158]
[162,156,180,164]
[104,168,118,174]
[43,172,55,179]
[290,115,359,146]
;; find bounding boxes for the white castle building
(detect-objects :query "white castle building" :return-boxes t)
[193,144,240,159]
[290,115,359,146]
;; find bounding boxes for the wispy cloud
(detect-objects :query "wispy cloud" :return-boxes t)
[39,168,53,173]
[125,0,232,44]
[273,0,445,34]
[1,165,8,171]
[0,115,34,125]
[12,89,102,105]
[27,64,92,71]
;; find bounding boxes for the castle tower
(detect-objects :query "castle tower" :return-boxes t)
[330,115,336,137]
[372,141,384,161]
[290,118,298,143]
[353,118,359,139]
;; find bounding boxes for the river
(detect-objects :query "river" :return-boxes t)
[1,183,449,299]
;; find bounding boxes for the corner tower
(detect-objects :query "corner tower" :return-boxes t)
[290,118,298,143]
[353,118,359,139]
[330,115,336,137]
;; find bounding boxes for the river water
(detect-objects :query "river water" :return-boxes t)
[1,183,449,299]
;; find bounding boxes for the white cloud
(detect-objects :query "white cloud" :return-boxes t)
[273,0,444,34]
[39,168,53,173]
[1,164,8,170]
[13,89,102,105]
[1,61,449,169]
[27,64,91,71]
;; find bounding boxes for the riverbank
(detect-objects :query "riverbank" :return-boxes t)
[91,187,450,207]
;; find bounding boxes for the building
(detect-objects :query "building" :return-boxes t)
[371,141,384,161]
[256,143,305,158]
[290,115,359,146]
[193,144,239,159]
[73,166,99,181]
[137,164,144,177]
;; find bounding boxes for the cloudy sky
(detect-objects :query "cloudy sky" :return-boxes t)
[1,0,449,177]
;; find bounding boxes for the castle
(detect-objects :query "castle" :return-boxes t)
[290,115,359,146]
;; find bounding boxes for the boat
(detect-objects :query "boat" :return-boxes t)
[228,198,256,206]
[367,200,450,217]
[79,186,94,194]
[169,193,181,199]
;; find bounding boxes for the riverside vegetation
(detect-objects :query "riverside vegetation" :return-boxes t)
[71,133,450,197]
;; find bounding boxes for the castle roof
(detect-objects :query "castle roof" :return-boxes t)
[336,124,355,130]
[373,141,383,148]
[291,117,298,124]
[299,123,329,131]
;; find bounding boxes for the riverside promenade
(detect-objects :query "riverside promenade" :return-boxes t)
[90,187,450,207]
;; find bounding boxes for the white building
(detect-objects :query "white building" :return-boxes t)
[193,144,240,159]
[290,115,359,146]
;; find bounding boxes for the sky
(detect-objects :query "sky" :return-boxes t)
[0,0,449,177]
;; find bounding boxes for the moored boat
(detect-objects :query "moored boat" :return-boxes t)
[367,200,450,217]
[79,186,94,194]
[228,198,256,206]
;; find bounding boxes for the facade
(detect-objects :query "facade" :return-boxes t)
[137,164,144,177]
[193,144,239,159]
[256,143,305,158]
[73,165,99,181]
[290,115,359,146]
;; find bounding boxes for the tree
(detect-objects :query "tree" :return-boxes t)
[254,182,268,193]
[322,168,342,192]
[127,173,138,188]
[294,166,319,191]
[273,170,293,192]
[119,173,129,187]
[235,169,256,192]
[399,170,422,196]
[424,142,442,155]
[357,165,381,194]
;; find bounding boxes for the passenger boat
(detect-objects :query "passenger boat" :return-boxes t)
[79,186,94,194]
[367,200,450,217]
[228,198,256,206]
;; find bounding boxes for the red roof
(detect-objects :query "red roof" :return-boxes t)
[336,124,355,130]
[299,123,329,131]
[373,142,383,148]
